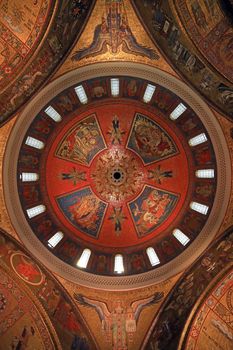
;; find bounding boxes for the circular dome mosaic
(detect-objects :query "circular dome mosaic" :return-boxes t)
[4,63,230,289]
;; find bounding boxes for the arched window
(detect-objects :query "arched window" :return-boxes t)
[195,169,214,178]
[170,103,187,120]
[45,105,62,122]
[188,133,207,146]
[26,204,46,218]
[114,254,124,274]
[25,136,44,149]
[111,78,120,97]
[77,249,91,268]
[20,173,39,182]
[143,83,156,103]
[172,229,190,246]
[48,231,64,248]
[146,247,160,266]
[190,201,209,215]
[74,85,88,104]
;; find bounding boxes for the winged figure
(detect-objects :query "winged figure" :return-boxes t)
[72,0,158,61]
[74,292,164,349]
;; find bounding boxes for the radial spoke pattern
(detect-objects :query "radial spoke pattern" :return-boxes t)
[17,76,217,276]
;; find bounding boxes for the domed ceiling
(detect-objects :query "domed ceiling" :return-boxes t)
[4,62,230,290]
[0,0,233,349]
[16,75,217,276]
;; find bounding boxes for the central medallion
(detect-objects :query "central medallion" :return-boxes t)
[90,148,145,203]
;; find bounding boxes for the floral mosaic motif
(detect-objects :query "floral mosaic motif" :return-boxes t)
[91,148,144,203]
[129,186,178,237]
[57,188,107,238]
[72,0,158,61]
[127,113,177,164]
[107,115,126,145]
[55,114,106,165]
[10,253,43,286]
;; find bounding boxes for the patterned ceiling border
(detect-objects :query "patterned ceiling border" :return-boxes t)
[142,226,233,350]
[0,0,96,127]
[3,62,231,290]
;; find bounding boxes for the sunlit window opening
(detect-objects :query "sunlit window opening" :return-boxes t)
[143,84,156,103]
[77,249,91,268]
[25,136,44,149]
[48,231,64,248]
[190,201,209,215]
[111,78,120,97]
[196,169,215,178]
[146,247,160,266]
[170,103,187,120]
[114,254,124,274]
[26,204,46,219]
[188,133,207,146]
[45,105,62,122]
[20,173,39,182]
[172,229,190,246]
[74,85,88,104]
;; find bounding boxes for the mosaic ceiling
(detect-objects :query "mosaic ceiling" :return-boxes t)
[0,229,96,350]
[14,75,217,278]
[0,0,95,126]
[145,226,233,350]
[132,0,233,119]
[0,0,233,348]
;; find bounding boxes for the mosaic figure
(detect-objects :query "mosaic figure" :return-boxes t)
[107,115,126,145]
[129,186,178,237]
[125,79,138,97]
[59,167,87,186]
[148,165,173,184]
[11,326,35,350]
[96,255,108,274]
[10,253,43,285]
[191,1,208,29]
[108,206,127,234]
[195,184,213,199]
[57,188,106,238]
[56,115,106,165]
[74,292,164,350]
[72,0,158,60]
[127,114,177,164]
